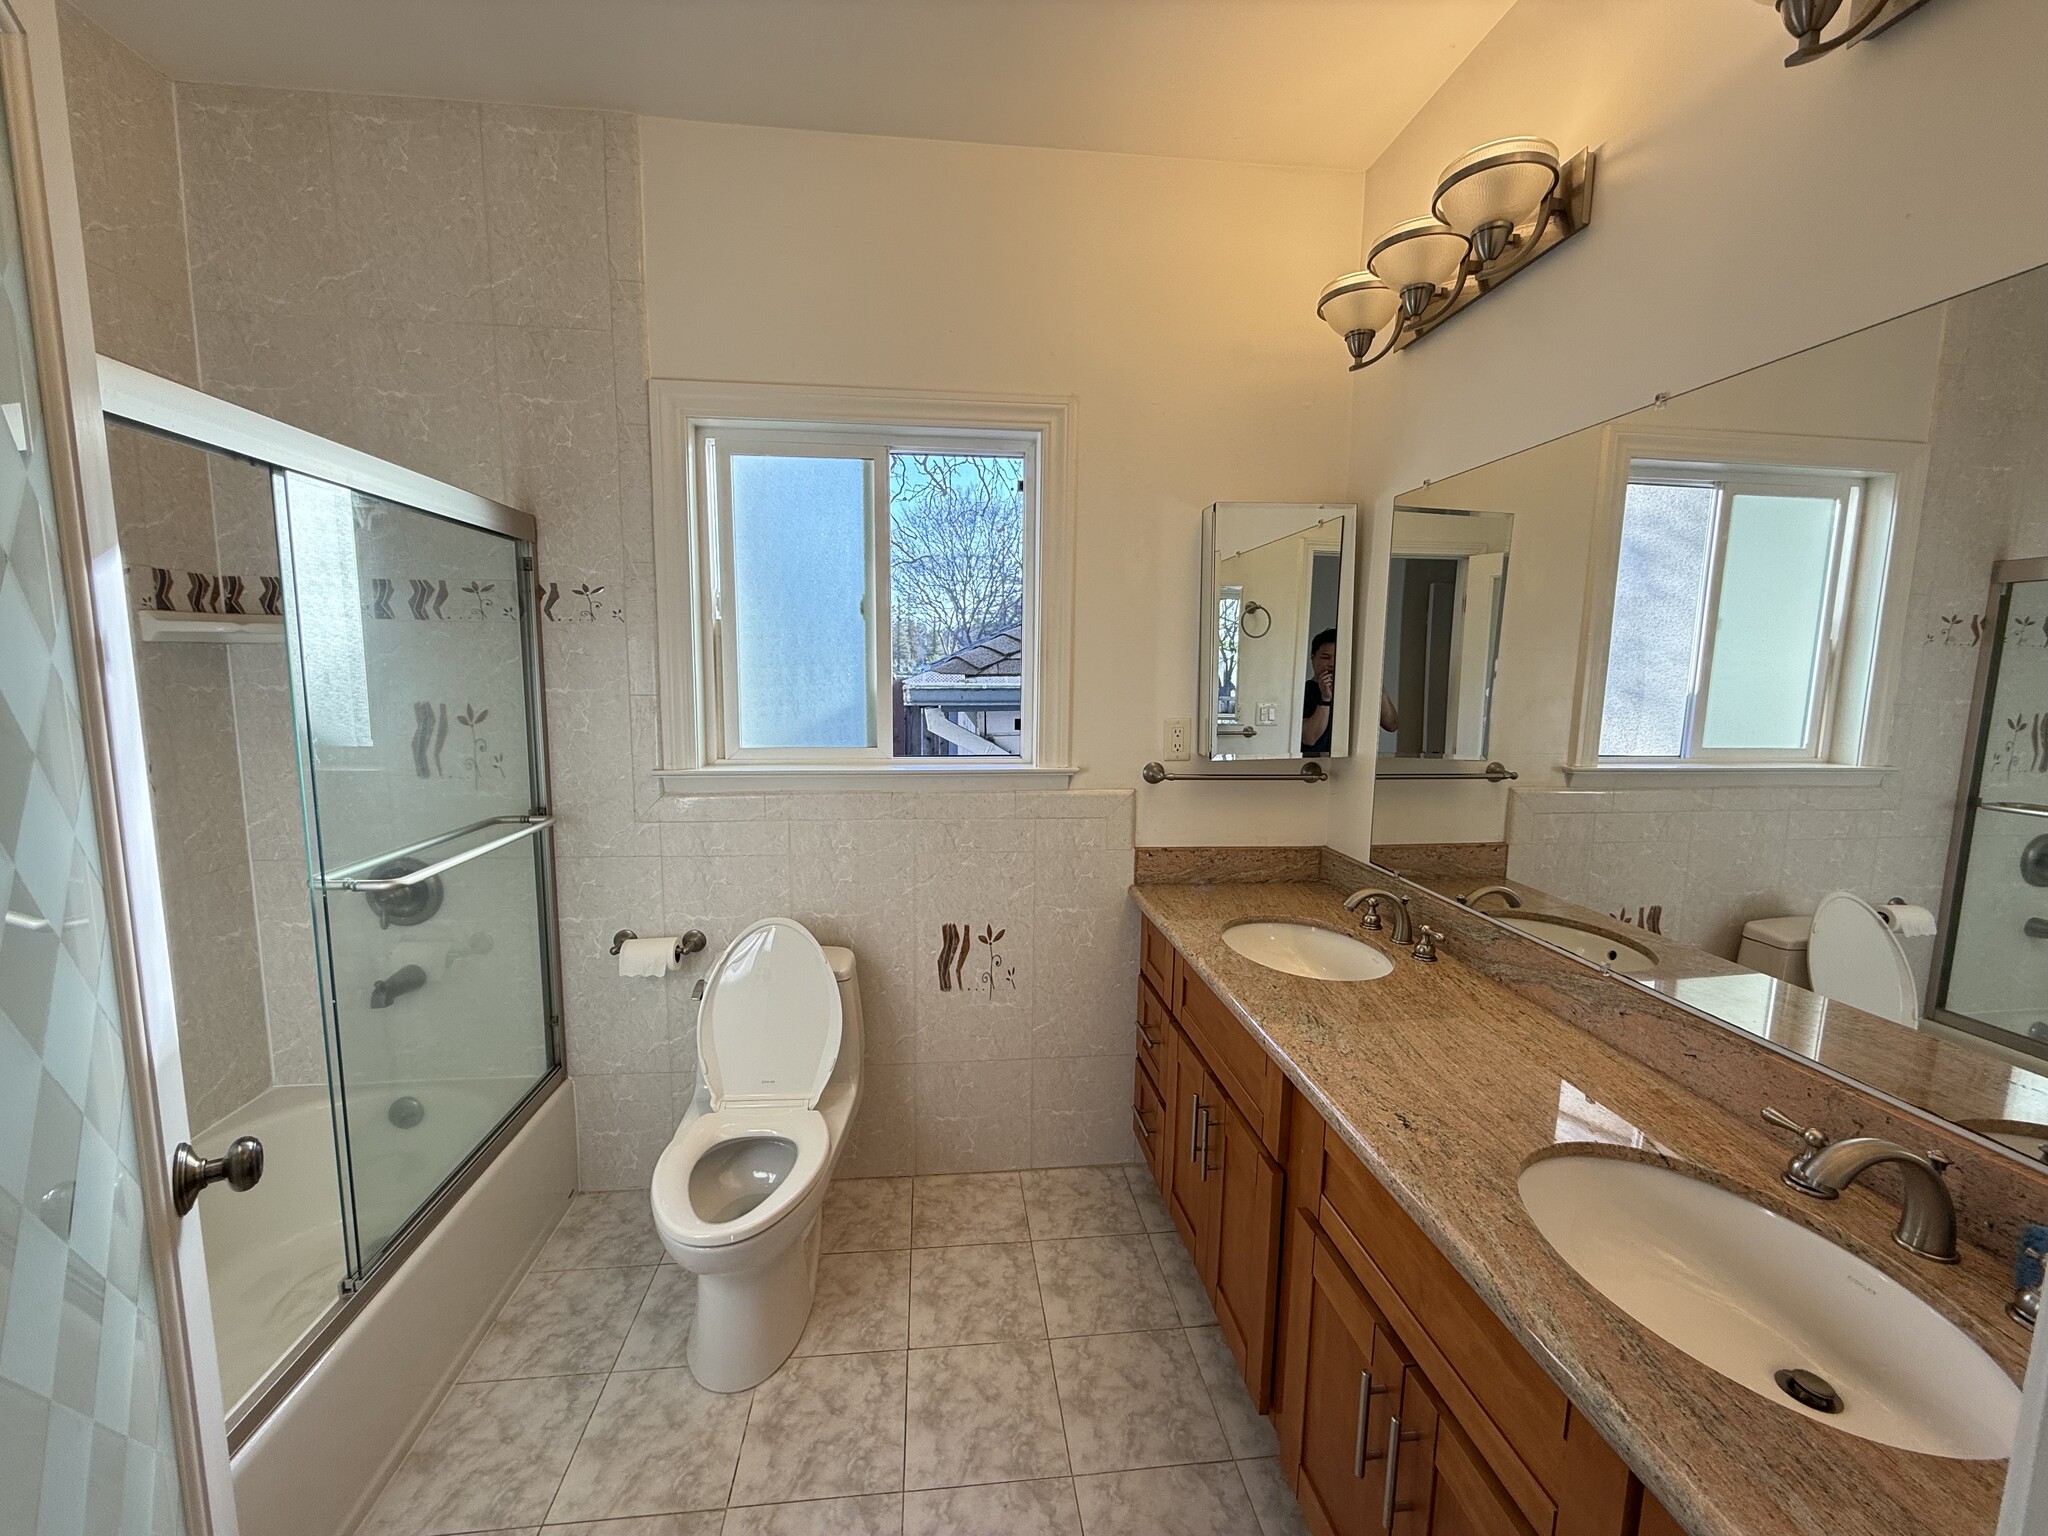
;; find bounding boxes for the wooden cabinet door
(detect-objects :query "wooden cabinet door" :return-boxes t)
[1164,1023,1218,1266]
[1425,1417,1537,1536]
[1132,1057,1166,1189]
[1386,1366,1442,1536]
[1209,1087,1284,1409]
[1294,1231,1404,1536]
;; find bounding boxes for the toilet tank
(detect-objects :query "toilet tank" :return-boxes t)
[1737,915,1812,988]
[821,945,863,1083]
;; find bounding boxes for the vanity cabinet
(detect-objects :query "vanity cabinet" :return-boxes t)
[1133,915,1647,1536]
[1137,919,1290,1407]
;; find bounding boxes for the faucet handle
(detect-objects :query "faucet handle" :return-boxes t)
[1411,925,1442,962]
[1358,896,1384,931]
[1761,1106,1828,1148]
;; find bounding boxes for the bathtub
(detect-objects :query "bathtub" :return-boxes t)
[196,1074,553,1416]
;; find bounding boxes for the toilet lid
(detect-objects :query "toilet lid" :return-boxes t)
[1806,891,1918,1026]
[699,919,843,1109]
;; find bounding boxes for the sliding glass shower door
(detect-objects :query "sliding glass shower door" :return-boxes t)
[275,470,559,1273]
[1935,560,2048,1054]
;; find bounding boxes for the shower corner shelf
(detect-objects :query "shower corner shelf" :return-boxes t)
[136,608,284,644]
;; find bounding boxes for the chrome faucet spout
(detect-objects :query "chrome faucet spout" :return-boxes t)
[1799,1137,1960,1264]
[1462,884,1523,911]
[1342,887,1412,946]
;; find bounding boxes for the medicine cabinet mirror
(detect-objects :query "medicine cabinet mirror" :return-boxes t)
[1200,502,1358,761]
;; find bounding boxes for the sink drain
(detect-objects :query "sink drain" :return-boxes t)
[1774,1368,1844,1414]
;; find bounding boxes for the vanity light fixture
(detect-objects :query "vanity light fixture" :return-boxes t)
[1761,0,1937,66]
[1317,137,1595,371]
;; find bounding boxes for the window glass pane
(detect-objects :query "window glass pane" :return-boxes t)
[728,453,873,749]
[1600,482,1716,757]
[888,452,1026,758]
[1699,492,1838,751]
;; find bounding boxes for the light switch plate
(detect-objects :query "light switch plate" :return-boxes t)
[1164,718,1191,761]
[1258,702,1279,726]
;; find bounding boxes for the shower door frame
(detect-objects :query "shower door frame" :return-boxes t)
[96,355,569,1447]
[1931,554,2048,1055]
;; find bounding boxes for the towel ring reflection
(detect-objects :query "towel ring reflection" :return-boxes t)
[1239,601,1272,639]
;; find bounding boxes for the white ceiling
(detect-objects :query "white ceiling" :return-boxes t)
[70,0,1515,170]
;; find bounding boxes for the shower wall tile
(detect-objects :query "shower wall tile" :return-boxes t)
[345,319,507,501]
[58,5,197,386]
[328,94,492,325]
[177,83,348,320]
[480,105,613,330]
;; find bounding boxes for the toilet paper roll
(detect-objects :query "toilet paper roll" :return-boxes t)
[617,936,682,977]
[1880,901,1938,938]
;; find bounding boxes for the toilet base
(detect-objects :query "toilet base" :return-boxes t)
[684,1211,824,1392]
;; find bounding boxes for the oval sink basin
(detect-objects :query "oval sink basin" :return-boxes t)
[1500,915,1657,975]
[1222,922,1393,982]
[1519,1154,2018,1459]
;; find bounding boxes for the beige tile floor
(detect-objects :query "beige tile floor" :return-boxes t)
[356,1165,1311,1536]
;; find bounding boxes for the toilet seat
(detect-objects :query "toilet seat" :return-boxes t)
[652,1107,829,1248]
[1807,890,1920,1026]
[700,918,843,1111]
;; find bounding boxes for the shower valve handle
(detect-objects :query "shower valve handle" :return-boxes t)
[171,1135,264,1216]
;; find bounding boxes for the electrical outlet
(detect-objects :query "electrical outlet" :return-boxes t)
[1164,718,1191,761]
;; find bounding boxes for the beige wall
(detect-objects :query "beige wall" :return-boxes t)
[639,116,1362,847]
[1335,0,2048,859]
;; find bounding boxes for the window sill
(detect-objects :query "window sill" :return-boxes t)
[1560,763,1891,789]
[650,762,1078,793]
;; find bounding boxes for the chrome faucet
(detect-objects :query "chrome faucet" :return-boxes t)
[1343,888,1412,945]
[1762,1108,1959,1264]
[1461,884,1523,911]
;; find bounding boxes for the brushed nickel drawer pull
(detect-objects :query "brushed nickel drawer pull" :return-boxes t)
[1352,1370,1374,1477]
[1189,1095,1204,1163]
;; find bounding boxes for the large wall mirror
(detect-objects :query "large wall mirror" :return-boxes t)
[1367,260,2048,1150]
[1201,502,1358,760]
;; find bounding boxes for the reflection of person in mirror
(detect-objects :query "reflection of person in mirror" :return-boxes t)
[1302,629,1338,756]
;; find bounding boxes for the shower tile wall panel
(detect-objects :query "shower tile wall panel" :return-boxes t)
[557,789,1139,1189]
[1508,264,2048,962]
[64,9,274,1136]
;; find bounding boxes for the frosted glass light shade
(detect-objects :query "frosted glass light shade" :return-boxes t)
[1316,273,1399,339]
[1366,218,1470,297]
[1432,138,1561,239]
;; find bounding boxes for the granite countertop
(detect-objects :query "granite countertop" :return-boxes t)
[1131,878,2033,1536]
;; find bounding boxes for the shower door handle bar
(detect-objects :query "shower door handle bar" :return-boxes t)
[326,816,554,892]
[1980,801,2048,820]
[321,812,552,884]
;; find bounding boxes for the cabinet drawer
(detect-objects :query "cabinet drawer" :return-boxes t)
[1133,1056,1167,1189]
[1175,961,1285,1153]
[1136,978,1170,1085]
[1320,1139,1564,1530]
[1140,916,1177,999]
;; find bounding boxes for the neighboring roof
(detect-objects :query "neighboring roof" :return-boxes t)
[904,627,1022,688]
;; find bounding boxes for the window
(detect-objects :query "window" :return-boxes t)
[651,384,1073,782]
[1595,462,1885,765]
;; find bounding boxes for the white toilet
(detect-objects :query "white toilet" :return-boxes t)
[649,918,863,1392]
[1799,891,1934,1027]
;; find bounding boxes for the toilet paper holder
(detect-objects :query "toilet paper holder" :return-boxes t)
[610,929,707,964]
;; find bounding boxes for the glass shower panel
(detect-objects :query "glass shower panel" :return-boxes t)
[1939,575,2048,1045]
[0,54,189,1524]
[274,471,555,1273]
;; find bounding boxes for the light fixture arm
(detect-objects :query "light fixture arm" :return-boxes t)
[1775,0,1934,65]
[1347,315,1408,372]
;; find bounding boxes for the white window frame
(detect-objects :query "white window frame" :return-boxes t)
[650,381,1076,789]
[1566,427,1926,787]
